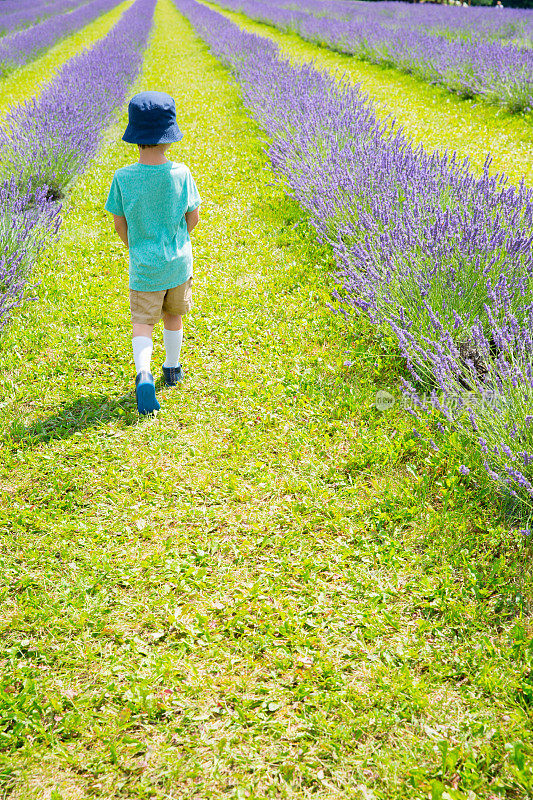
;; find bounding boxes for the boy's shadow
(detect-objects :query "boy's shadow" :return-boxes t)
[5,386,160,448]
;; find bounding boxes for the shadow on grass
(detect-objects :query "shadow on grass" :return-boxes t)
[5,389,145,448]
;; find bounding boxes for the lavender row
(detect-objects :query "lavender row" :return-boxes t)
[0,0,47,17]
[0,180,60,334]
[0,0,50,36]
[279,0,533,47]
[0,0,123,75]
[0,0,156,334]
[0,0,92,39]
[211,0,533,113]
[173,0,533,514]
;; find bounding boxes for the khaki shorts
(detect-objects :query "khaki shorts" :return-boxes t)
[130,277,193,325]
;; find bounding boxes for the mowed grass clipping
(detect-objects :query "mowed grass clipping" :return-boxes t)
[204,0,533,188]
[0,1,133,119]
[1,0,533,798]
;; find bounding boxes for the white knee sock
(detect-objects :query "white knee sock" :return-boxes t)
[132,336,153,374]
[163,328,183,368]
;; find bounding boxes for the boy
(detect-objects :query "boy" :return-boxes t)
[105,90,201,415]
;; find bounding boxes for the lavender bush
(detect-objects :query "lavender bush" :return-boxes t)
[0,0,157,197]
[0,0,91,39]
[399,310,533,517]
[210,0,533,113]
[0,176,60,333]
[277,0,533,47]
[0,0,123,75]
[173,0,533,515]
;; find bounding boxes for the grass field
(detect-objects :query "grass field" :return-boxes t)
[1,1,533,798]
[204,0,533,188]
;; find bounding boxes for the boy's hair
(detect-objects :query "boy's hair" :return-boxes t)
[139,144,159,149]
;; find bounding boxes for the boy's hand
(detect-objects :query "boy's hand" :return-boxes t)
[185,207,200,234]
[113,214,129,248]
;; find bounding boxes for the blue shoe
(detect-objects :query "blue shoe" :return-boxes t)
[135,371,160,415]
[162,364,184,387]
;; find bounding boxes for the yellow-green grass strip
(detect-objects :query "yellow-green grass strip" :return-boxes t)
[0,0,133,119]
[204,0,533,187]
[1,0,532,796]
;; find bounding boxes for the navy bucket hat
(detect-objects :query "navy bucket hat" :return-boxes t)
[122,91,183,145]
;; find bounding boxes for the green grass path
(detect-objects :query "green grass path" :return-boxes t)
[204,1,533,187]
[0,1,132,119]
[1,1,533,798]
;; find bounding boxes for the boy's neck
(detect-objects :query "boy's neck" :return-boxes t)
[138,144,170,166]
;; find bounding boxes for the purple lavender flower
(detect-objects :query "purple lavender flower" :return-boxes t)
[0,176,60,332]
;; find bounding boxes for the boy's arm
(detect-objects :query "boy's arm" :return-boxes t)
[185,207,200,233]
[113,214,128,248]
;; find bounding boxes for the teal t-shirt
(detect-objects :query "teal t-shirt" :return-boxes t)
[105,161,201,292]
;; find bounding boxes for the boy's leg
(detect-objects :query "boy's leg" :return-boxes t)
[132,323,155,373]
[160,279,192,386]
[162,313,183,368]
[130,289,164,414]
